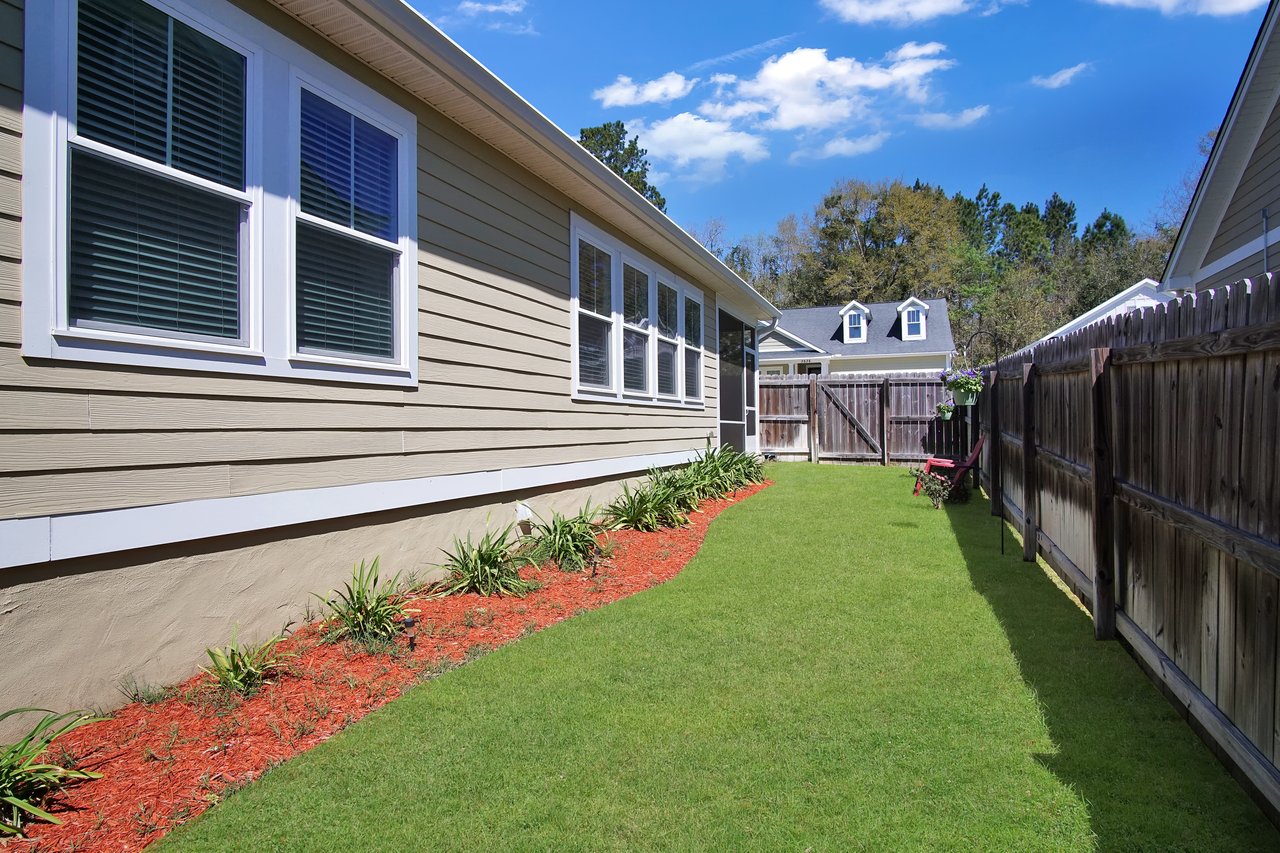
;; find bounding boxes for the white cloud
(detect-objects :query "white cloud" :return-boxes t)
[594,73,698,108]
[1092,0,1265,14]
[439,0,536,34]
[819,0,971,24]
[915,105,990,128]
[704,44,954,133]
[633,113,769,180]
[796,131,892,161]
[1031,62,1091,89]
[456,0,525,14]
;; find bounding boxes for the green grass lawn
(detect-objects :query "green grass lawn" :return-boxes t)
[160,464,1277,851]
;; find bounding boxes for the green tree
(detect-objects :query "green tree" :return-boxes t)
[578,121,667,212]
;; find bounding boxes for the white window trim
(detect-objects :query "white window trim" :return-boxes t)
[843,311,867,344]
[683,288,705,402]
[570,214,705,409]
[902,307,927,341]
[23,0,419,387]
[897,297,929,342]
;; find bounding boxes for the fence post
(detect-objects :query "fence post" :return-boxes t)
[989,368,1002,517]
[1021,363,1038,562]
[1090,348,1116,640]
[807,374,819,464]
[880,377,890,466]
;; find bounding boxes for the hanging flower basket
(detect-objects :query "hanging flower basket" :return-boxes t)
[940,367,983,407]
[936,401,954,421]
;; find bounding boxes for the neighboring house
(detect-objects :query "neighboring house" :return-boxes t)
[1164,1,1280,293]
[1035,279,1177,343]
[759,298,955,376]
[1,0,777,720]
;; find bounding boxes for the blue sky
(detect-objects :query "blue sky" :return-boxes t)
[415,0,1269,243]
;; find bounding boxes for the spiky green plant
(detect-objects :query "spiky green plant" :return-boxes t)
[0,708,103,837]
[605,482,664,532]
[521,504,610,574]
[201,628,292,696]
[315,557,405,648]
[441,525,535,597]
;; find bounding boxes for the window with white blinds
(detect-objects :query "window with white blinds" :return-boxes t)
[570,215,705,407]
[26,0,418,385]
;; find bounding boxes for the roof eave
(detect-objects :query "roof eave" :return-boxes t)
[1162,1,1280,290]
[272,0,780,320]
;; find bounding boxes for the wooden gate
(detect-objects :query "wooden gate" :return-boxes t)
[760,373,968,464]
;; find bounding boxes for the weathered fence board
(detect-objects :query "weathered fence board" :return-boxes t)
[759,372,967,465]
[975,273,1280,822]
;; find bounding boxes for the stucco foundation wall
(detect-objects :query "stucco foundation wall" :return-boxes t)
[0,473,635,737]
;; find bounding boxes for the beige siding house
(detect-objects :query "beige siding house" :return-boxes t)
[1164,1,1280,293]
[1,0,777,719]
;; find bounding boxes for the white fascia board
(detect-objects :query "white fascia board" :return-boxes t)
[1164,3,1280,285]
[344,0,779,322]
[1042,278,1166,339]
[895,296,930,313]
[761,326,826,354]
[1,449,700,570]
[838,299,870,317]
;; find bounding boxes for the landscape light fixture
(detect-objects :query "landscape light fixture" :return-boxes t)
[404,616,417,652]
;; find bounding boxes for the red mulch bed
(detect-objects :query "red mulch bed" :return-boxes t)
[13,482,769,852]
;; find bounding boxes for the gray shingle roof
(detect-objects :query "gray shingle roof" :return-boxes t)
[766,299,955,357]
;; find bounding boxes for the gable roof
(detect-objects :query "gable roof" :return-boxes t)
[838,299,870,317]
[1163,0,1280,291]
[264,0,779,322]
[762,298,955,359]
[1040,279,1176,341]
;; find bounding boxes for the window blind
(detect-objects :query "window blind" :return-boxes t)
[623,328,647,392]
[684,297,702,346]
[657,282,677,338]
[577,313,611,388]
[68,150,244,339]
[623,264,648,325]
[300,89,397,241]
[685,350,701,398]
[577,241,611,316]
[77,0,245,188]
[657,340,677,396]
[295,223,395,358]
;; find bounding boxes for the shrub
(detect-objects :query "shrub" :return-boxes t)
[912,468,968,509]
[687,446,765,495]
[441,525,535,597]
[315,557,406,649]
[647,467,701,515]
[605,483,664,532]
[522,505,609,574]
[1,708,103,837]
[201,628,291,696]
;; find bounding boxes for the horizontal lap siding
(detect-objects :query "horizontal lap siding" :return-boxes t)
[0,2,720,521]
[1206,98,1280,267]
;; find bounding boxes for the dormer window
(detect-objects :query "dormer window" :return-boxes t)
[845,312,865,342]
[838,299,870,345]
[897,297,929,341]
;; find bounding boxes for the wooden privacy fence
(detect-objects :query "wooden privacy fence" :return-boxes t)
[975,272,1280,818]
[760,373,969,464]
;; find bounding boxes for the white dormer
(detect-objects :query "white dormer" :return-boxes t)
[896,297,929,341]
[838,299,870,345]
